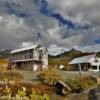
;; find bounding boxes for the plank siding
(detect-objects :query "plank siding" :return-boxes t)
[10,44,48,71]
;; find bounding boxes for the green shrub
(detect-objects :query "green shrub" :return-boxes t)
[37,68,63,86]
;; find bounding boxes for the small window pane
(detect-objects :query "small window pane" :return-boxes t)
[92,66,97,69]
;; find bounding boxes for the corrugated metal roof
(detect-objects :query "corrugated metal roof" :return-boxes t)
[69,54,96,64]
[11,43,39,53]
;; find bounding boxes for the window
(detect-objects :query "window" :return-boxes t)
[92,66,97,70]
[29,49,33,59]
[95,59,99,63]
[43,49,47,54]
[34,50,39,60]
[38,50,42,60]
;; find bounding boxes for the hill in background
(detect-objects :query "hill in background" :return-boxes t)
[0,50,10,59]
[48,49,93,69]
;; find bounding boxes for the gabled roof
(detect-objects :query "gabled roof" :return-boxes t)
[11,43,41,54]
[69,54,96,64]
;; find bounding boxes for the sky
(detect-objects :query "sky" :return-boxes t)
[0,0,100,52]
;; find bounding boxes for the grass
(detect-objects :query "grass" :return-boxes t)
[66,76,97,93]
[0,59,8,64]
[0,59,9,70]
[14,70,71,99]
[0,70,24,83]
[0,69,96,100]
[20,71,41,84]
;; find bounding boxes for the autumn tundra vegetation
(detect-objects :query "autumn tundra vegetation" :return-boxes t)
[0,62,98,100]
[0,69,50,100]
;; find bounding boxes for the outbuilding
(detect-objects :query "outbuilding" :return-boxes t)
[69,54,100,72]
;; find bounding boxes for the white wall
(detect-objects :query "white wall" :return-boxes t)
[90,56,100,72]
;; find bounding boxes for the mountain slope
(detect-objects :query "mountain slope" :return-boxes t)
[0,50,10,59]
[48,48,93,67]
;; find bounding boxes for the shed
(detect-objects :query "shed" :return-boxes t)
[69,54,100,72]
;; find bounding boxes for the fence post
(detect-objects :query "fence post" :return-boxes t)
[78,64,82,78]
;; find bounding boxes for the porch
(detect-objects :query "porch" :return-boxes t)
[12,60,42,71]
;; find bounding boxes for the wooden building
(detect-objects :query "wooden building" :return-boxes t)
[9,43,48,71]
[69,54,100,72]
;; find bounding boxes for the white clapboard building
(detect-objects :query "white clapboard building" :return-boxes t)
[9,43,48,71]
[69,54,100,72]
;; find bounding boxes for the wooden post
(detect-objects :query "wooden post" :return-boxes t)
[78,64,82,78]
[97,65,99,72]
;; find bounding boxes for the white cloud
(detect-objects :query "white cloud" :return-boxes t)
[46,0,100,25]
[80,44,100,52]
[0,0,100,52]
[0,14,33,49]
[19,41,34,48]
[48,44,69,56]
[58,34,84,48]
